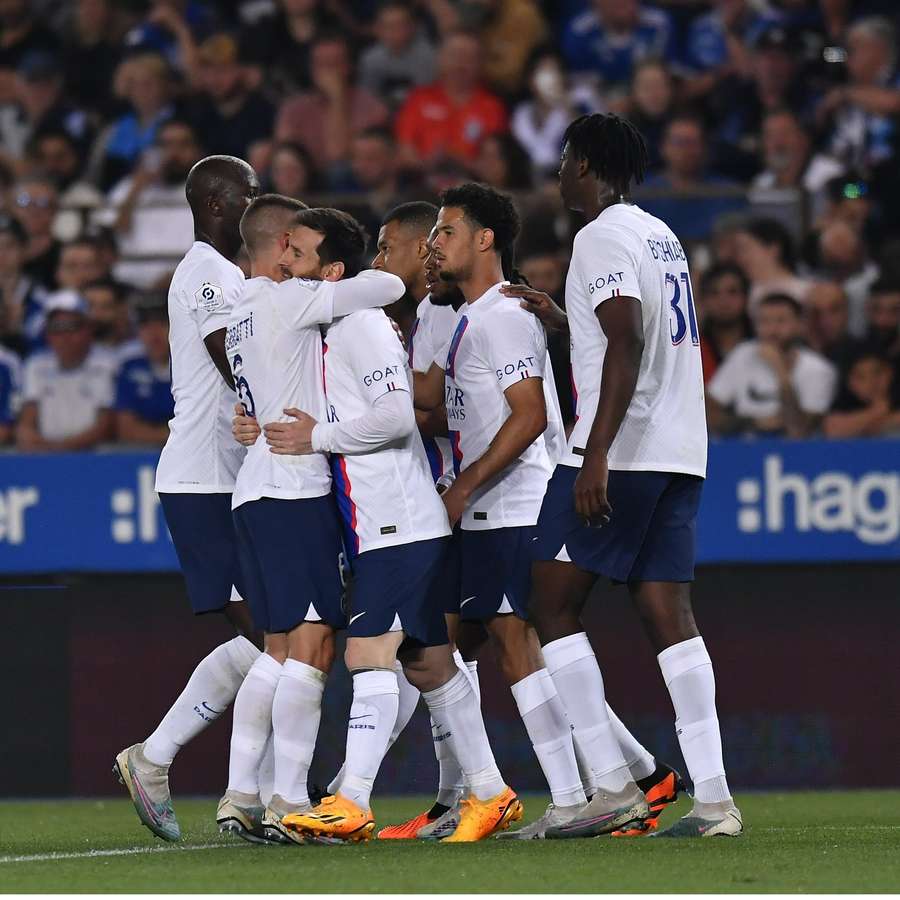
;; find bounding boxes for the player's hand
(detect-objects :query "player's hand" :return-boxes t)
[440,481,469,527]
[500,284,568,332]
[264,407,317,455]
[574,449,612,527]
[232,403,261,446]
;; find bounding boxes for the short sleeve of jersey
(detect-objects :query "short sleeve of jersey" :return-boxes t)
[489,311,546,393]
[346,312,410,405]
[191,265,246,340]
[574,226,643,311]
[272,278,337,331]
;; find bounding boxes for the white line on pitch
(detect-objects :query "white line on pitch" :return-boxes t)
[0,841,236,864]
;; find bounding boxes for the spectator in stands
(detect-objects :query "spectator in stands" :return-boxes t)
[511,47,600,176]
[97,118,202,289]
[348,129,403,208]
[0,215,48,356]
[820,17,900,174]
[0,0,59,104]
[274,32,390,180]
[0,341,20,443]
[11,175,61,288]
[240,0,339,96]
[0,51,92,167]
[16,290,115,450]
[474,133,533,190]
[60,0,123,118]
[55,238,106,292]
[707,292,837,438]
[561,0,673,93]
[709,212,748,265]
[824,351,900,438]
[864,281,900,362]
[93,52,175,191]
[619,60,674,172]
[83,279,139,361]
[751,109,844,217]
[122,0,211,81]
[641,114,747,242]
[115,293,172,445]
[265,141,319,198]
[711,24,810,181]
[698,262,754,383]
[357,0,436,109]
[186,33,274,162]
[395,30,507,168]
[29,129,104,242]
[734,217,810,314]
[813,221,880,336]
[804,281,863,375]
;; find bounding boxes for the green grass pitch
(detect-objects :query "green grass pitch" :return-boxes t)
[1,791,898,893]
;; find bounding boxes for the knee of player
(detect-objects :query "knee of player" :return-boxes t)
[264,633,289,664]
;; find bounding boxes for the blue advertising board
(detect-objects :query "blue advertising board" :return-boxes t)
[0,439,898,573]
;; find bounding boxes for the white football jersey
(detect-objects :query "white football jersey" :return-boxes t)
[322,308,450,554]
[409,296,458,482]
[563,204,708,478]
[227,276,339,510]
[156,241,245,493]
[439,282,561,531]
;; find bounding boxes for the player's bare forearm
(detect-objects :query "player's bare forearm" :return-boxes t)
[413,362,445,411]
[416,404,448,439]
[204,328,236,390]
[584,297,643,457]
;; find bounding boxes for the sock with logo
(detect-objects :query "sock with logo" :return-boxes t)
[327,661,418,796]
[421,670,505,802]
[226,652,283,796]
[658,636,731,804]
[511,669,587,808]
[143,636,259,767]
[340,670,399,811]
[271,659,327,808]
[542,633,633,793]
[606,703,657,782]
[433,650,477,807]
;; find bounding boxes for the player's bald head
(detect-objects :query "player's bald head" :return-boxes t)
[185,155,259,217]
[240,194,309,259]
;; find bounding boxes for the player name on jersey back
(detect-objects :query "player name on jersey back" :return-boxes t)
[227,275,335,510]
[155,241,246,494]
[563,204,708,478]
[323,308,450,554]
[439,282,563,531]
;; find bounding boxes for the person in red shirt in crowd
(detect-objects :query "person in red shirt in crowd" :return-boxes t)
[395,30,507,168]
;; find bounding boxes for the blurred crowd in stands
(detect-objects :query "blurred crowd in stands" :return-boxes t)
[1,0,900,450]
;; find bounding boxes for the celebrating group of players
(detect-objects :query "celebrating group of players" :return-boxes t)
[113,112,743,846]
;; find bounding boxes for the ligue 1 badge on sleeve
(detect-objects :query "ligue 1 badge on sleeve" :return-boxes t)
[196,282,224,312]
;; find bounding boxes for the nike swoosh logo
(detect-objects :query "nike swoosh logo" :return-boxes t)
[349,715,370,721]
[460,596,476,607]
[201,702,223,715]
[348,612,366,625]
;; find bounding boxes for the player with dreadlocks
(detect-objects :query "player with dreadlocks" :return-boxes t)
[503,113,743,839]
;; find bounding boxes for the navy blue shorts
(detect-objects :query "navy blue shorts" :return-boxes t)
[533,465,703,583]
[233,495,346,634]
[347,536,449,647]
[458,526,534,622]
[159,492,244,615]
[435,528,462,615]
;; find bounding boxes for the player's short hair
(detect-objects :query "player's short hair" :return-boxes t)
[381,201,438,236]
[758,292,803,317]
[293,207,369,278]
[240,193,308,258]
[700,262,749,297]
[562,113,649,195]
[740,217,796,270]
[438,182,520,255]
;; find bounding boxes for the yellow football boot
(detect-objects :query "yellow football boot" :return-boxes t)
[281,794,375,843]
[440,786,522,842]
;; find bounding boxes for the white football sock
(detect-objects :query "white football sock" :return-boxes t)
[542,633,632,793]
[511,670,586,808]
[271,659,326,807]
[658,637,731,804]
[258,733,274,807]
[606,703,657,782]
[144,636,259,767]
[226,652,282,796]
[433,650,477,805]
[422,670,505,802]
[340,669,399,811]
[539,669,597,796]
[328,661,418,796]
[464,659,480,701]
